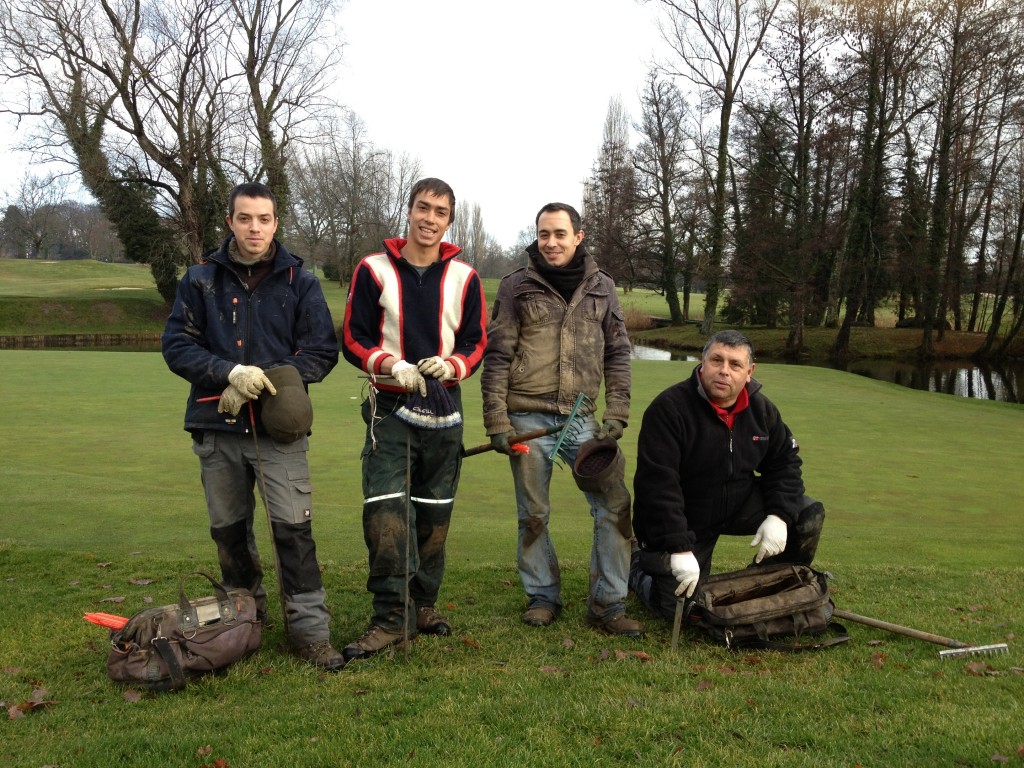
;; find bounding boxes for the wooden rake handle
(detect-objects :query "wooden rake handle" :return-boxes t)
[462,425,564,457]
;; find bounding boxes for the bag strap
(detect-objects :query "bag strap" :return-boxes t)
[730,622,851,652]
[177,571,230,611]
[151,636,186,691]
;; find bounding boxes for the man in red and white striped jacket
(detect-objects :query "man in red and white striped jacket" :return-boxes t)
[341,177,486,662]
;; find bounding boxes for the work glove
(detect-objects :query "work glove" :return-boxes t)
[216,384,249,416]
[489,430,517,456]
[417,356,453,381]
[595,419,625,441]
[390,359,427,397]
[670,552,701,598]
[750,514,788,563]
[228,364,276,399]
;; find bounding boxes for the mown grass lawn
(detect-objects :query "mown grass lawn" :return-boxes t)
[1,351,1021,767]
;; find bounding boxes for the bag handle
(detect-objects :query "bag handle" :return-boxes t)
[177,571,231,612]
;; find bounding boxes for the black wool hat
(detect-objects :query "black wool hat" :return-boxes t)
[260,365,313,443]
[572,435,626,493]
[394,377,463,430]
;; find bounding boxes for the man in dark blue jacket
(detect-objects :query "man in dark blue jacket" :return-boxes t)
[630,330,825,621]
[163,182,344,670]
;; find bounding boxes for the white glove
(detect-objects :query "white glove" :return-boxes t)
[670,552,701,598]
[217,385,249,416]
[418,356,453,381]
[750,514,788,563]
[390,360,427,397]
[228,364,277,398]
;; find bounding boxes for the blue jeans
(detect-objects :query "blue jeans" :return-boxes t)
[507,411,632,622]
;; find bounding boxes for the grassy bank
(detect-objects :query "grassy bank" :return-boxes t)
[6,259,1019,363]
[1,352,1021,767]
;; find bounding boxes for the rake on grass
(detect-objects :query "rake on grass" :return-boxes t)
[832,608,1009,659]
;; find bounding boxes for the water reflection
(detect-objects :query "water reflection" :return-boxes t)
[630,344,1023,403]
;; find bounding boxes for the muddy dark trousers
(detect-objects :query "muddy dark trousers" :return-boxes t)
[360,391,463,634]
[630,493,825,621]
[196,429,333,644]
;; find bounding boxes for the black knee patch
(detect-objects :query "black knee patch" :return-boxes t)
[271,521,324,595]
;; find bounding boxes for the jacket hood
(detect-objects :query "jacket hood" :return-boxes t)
[383,237,462,262]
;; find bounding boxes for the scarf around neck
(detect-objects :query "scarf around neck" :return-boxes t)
[528,245,587,302]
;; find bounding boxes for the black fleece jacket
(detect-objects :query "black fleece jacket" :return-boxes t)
[632,366,806,553]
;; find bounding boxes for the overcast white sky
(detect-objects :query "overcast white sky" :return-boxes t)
[0,0,668,249]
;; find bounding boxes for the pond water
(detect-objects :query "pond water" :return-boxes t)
[630,344,1024,404]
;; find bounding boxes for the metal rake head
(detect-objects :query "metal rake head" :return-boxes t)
[938,643,1010,659]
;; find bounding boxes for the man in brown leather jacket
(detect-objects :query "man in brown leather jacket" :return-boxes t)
[481,202,643,637]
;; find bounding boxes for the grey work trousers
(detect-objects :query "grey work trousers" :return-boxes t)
[193,429,332,645]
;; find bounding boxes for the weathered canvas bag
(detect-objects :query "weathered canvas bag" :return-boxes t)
[678,563,849,651]
[106,572,262,691]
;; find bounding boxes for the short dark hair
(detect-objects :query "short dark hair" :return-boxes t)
[535,203,582,234]
[228,182,277,218]
[407,177,456,222]
[702,330,755,365]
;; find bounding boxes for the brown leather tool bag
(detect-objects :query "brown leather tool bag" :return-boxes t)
[106,572,262,691]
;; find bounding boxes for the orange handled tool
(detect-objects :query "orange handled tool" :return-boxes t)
[83,612,129,630]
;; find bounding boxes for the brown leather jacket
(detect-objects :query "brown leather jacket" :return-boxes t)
[481,244,631,435]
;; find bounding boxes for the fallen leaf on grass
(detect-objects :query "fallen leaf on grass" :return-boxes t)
[871,652,887,669]
[868,639,885,646]
[98,596,126,603]
[97,562,112,568]
[540,665,563,674]
[68,580,80,586]
[198,759,229,768]
[8,697,58,718]
[123,690,142,703]
[965,661,1000,677]
[561,637,575,649]
[129,578,154,586]
[626,699,643,708]
[1017,744,1024,758]
[196,745,213,757]
[696,680,712,692]
[612,649,652,662]
[989,754,1009,764]
[461,636,480,649]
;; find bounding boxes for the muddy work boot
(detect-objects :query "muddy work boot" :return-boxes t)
[522,606,556,627]
[343,625,411,662]
[292,640,346,672]
[416,606,452,636]
[586,614,646,638]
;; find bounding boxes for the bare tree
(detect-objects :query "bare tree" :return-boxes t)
[633,71,693,322]
[5,173,68,258]
[0,0,341,300]
[650,0,782,334]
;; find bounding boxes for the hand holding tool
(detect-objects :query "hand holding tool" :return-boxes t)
[670,551,700,598]
[489,431,516,455]
[217,384,249,416]
[228,364,276,398]
[390,360,427,397]
[750,514,787,563]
